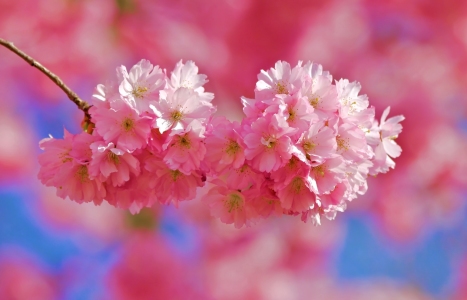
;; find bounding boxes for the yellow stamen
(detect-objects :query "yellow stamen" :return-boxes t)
[75,165,90,183]
[122,117,134,132]
[336,135,350,151]
[176,134,191,149]
[225,140,240,156]
[312,164,326,178]
[225,192,244,213]
[303,141,316,152]
[170,170,182,181]
[132,86,149,98]
[290,177,304,194]
[107,151,120,165]
[309,96,320,108]
[170,110,183,122]
[274,81,289,94]
[287,108,296,122]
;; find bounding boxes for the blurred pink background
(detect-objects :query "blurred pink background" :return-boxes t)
[1,0,467,299]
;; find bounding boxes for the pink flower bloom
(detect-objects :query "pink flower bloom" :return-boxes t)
[379,106,404,158]
[105,169,157,212]
[119,59,166,114]
[204,117,245,173]
[145,156,205,206]
[93,100,152,152]
[342,159,373,200]
[38,129,74,186]
[162,120,207,174]
[151,87,214,134]
[270,156,310,189]
[277,176,316,212]
[273,94,316,135]
[302,61,332,81]
[297,122,337,164]
[69,132,101,164]
[336,79,369,118]
[224,163,264,191]
[255,61,304,100]
[148,128,169,153]
[89,141,140,187]
[243,114,295,172]
[336,123,373,161]
[368,107,404,175]
[54,161,106,205]
[252,180,283,218]
[301,205,322,226]
[204,180,257,228]
[318,182,347,211]
[309,157,346,194]
[168,60,214,102]
[300,74,338,117]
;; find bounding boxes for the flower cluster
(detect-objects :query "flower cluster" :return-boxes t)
[203,61,403,227]
[38,60,403,227]
[38,59,215,213]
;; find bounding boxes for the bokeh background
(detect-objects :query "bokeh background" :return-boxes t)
[1,0,467,299]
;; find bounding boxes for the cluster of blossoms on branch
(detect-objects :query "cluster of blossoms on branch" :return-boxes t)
[38,59,403,228]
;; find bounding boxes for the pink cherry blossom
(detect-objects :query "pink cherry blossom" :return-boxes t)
[37,129,74,186]
[297,122,337,164]
[93,99,152,152]
[251,180,283,218]
[300,74,338,117]
[255,61,305,101]
[224,163,264,191]
[243,114,295,172]
[270,156,310,190]
[309,157,346,194]
[54,161,106,205]
[151,87,214,134]
[168,60,214,102]
[119,59,166,114]
[274,94,317,134]
[204,117,245,173]
[162,120,207,175]
[336,79,369,119]
[145,155,205,206]
[203,180,257,228]
[277,176,316,212]
[88,141,140,187]
[69,131,101,164]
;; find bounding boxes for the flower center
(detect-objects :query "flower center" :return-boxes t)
[225,139,240,155]
[75,165,90,183]
[287,108,296,122]
[132,86,149,98]
[59,151,72,163]
[107,151,120,165]
[274,81,289,94]
[261,136,277,149]
[170,170,183,181]
[122,117,135,132]
[290,177,304,194]
[336,135,350,151]
[225,192,244,213]
[302,140,316,152]
[170,110,183,122]
[175,134,191,149]
[309,95,320,108]
[312,164,326,178]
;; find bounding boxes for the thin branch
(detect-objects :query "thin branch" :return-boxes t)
[0,38,91,118]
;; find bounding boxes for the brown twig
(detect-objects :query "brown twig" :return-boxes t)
[0,38,91,118]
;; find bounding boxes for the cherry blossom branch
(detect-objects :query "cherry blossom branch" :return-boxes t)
[0,38,91,118]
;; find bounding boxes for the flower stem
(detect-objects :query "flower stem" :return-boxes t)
[0,38,91,118]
